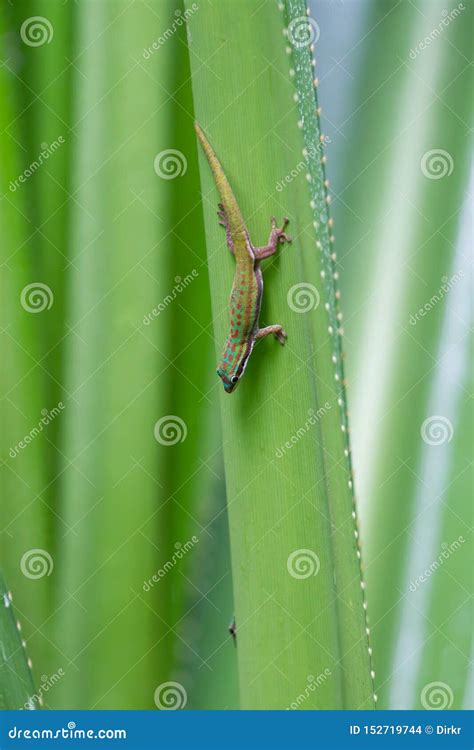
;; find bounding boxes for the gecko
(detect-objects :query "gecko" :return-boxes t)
[194,122,291,394]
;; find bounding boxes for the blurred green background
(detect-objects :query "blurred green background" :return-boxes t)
[0,0,472,710]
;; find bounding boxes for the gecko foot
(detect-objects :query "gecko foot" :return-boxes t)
[275,327,288,345]
[254,218,291,260]
[271,216,292,244]
[256,325,288,345]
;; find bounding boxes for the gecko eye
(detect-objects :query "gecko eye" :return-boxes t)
[231,376,239,384]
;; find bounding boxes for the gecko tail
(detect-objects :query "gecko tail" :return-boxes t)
[193,122,246,237]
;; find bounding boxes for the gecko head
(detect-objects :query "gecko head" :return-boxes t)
[217,368,240,394]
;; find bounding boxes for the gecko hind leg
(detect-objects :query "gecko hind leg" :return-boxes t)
[217,202,234,255]
[254,217,291,260]
[255,325,288,345]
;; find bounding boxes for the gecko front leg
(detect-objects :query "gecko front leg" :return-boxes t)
[253,217,291,260]
[253,218,290,347]
[255,324,288,345]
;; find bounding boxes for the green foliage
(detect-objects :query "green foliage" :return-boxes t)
[0,576,36,710]
[186,0,374,708]
[0,0,470,712]
[336,0,473,709]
